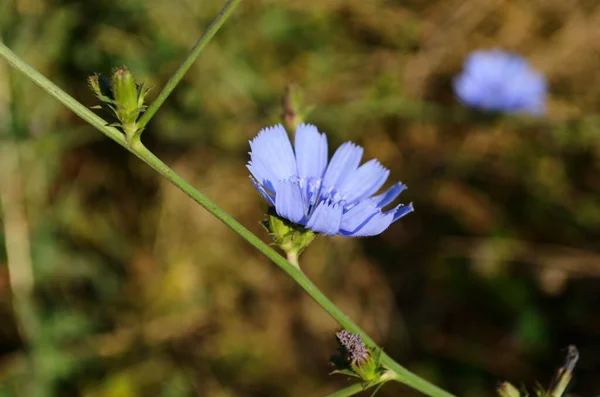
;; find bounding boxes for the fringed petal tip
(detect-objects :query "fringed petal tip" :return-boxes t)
[295,123,328,181]
[250,124,286,144]
[392,202,414,222]
[248,124,297,181]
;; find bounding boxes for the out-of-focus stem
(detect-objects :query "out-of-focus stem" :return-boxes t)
[0,141,43,396]
[0,142,37,336]
[323,383,365,397]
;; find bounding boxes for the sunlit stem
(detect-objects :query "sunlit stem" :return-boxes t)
[135,0,241,130]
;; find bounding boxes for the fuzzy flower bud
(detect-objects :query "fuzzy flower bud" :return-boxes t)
[88,67,151,145]
[336,330,370,365]
[330,330,386,385]
[112,68,142,127]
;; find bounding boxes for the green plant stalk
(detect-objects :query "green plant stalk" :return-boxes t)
[286,250,300,268]
[135,0,241,131]
[0,41,455,397]
[324,383,368,397]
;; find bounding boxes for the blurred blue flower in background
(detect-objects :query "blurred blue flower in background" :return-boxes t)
[248,124,413,236]
[453,49,547,115]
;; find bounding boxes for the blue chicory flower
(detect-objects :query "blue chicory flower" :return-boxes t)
[453,49,547,115]
[248,124,413,236]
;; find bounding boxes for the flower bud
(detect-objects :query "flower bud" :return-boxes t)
[112,68,141,126]
[281,84,314,132]
[330,330,386,384]
[548,345,578,397]
[88,67,151,145]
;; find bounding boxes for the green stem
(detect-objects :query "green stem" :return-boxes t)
[135,0,241,130]
[286,250,300,269]
[0,42,126,146]
[324,383,366,397]
[0,42,455,397]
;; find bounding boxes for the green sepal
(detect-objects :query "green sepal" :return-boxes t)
[350,347,386,383]
[329,369,360,378]
[330,340,386,384]
[263,208,315,263]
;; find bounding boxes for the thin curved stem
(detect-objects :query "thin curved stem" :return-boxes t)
[0,42,455,397]
[135,0,241,130]
[324,383,366,397]
[0,43,126,146]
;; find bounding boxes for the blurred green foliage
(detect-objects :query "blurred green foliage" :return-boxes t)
[1,0,600,396]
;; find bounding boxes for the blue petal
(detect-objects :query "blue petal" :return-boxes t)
[305,201,343,235]
[468,50,525,80]
[393,202,414,221]
[339,200,393,237]
[247,162,276,194]
[453,49,547,115]
[453,74,484,107]
[338,159,389,204]
[339,200,379,233]
[294,124,328,208]
[503,69,546,114]
[248,125,297,185]
[339,200,414,237]
[275,180,306,224]
[343,212,394,237]
[295,123,328,181]
[371,182,407,208]
[321,142,363,197]
[250,176,275,205]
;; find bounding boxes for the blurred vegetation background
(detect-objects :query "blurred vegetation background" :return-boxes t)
[1,0,600,396]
